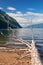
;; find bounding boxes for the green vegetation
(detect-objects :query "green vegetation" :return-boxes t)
[0,10,22,35]
[0,9,22,29]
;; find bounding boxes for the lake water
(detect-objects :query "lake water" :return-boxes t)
[13,28,43,49]
[0,28,43,50]
[13,28,43,40]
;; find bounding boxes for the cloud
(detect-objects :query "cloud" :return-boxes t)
[7,12,43,27]
[26,12,43,24]
[27,8,35,10]
[7,12,29,27]
[16,11,22,14]
[15,11,24,16]
[7,11,24,17]
[7,12,28,22]
[7,7,16,10]
[0,7,3,10]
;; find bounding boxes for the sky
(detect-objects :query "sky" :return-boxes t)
[0,0,43,27]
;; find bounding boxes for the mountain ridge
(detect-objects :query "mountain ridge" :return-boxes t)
[0,10,22,29]
[26,23,43,28]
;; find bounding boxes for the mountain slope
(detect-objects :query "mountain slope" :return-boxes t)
[0,10,22,29]
[26,23,43,28]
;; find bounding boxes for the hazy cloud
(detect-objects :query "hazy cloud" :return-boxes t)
[7,7,16,10]
[27,8,35,10]
[0,7,3,10]
[7,12,43,27]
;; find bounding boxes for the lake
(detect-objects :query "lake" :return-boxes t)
[0,28,43,50]
[14,28,43,50]
[13,28,43,49]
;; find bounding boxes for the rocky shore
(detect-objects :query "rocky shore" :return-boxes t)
[0,48,31,65]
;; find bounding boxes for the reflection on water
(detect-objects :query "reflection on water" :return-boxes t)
[0,35,7,47]
[0,29,10,45]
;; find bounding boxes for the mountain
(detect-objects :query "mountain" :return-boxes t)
[26,23,43,28]
[0,10,22,29]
